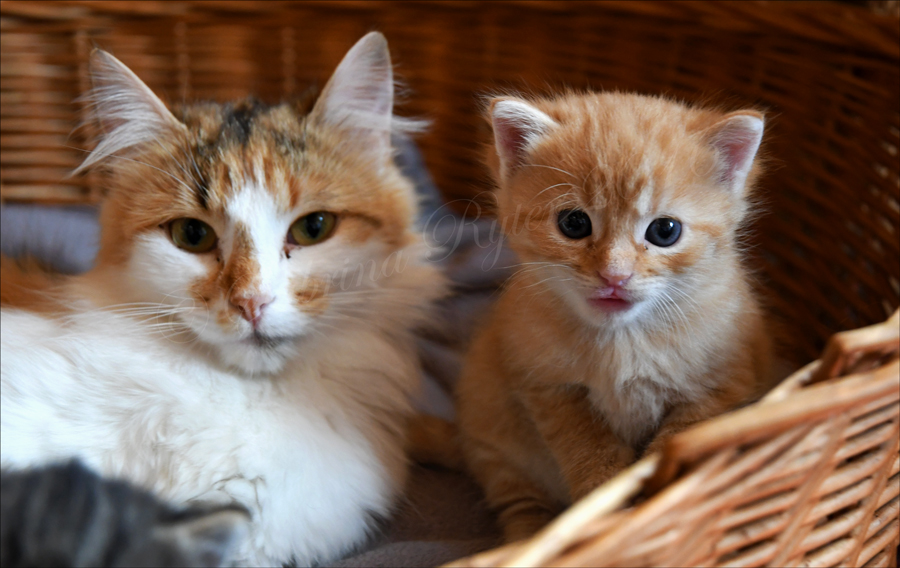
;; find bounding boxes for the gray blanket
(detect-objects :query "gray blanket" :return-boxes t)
[0,138,506,567]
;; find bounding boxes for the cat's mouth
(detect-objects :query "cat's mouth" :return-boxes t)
[241,331,292,349]
[587,288,633,313]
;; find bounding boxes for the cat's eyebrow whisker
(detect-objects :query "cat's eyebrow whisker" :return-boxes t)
[63,144,196,195]
[529,182,578,205]
[543,193,582,210]
[172,158,202,189]
[521,163,576,178]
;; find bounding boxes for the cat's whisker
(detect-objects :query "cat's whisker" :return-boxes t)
[509,264,570,278]
[521,275,572,291]
[543,192,582,211]
[656,290,697,345]
[666,285,703,314]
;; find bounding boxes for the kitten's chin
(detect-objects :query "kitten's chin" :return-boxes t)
[568,293,646,328]
[215,340,296,376]
[587,297,634,313]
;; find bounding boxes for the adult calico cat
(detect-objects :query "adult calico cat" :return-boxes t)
[1,32,445,566]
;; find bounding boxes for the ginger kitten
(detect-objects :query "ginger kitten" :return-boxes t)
[1,33,445,565]
[456,92,780,541]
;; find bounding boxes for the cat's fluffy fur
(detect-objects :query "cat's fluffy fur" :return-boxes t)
[1,461,249,567]
[0,33,446,565]
[455,92,781,541]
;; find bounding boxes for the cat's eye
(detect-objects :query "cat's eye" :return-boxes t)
[557,209,592,240]
[645,217,682,247]
[289,211,337,246]
[170,218,217,253]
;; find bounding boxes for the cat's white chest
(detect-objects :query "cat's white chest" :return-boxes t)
[586,332,708,447]
[0,308,414,566]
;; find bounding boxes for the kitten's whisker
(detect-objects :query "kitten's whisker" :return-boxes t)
[657,290,695,342]
[522,275,571,291]
[667,286,703,314]
[509,264,571,277]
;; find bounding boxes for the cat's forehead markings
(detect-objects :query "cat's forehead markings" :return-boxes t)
[190,145,213,210]
[219,99,263,148]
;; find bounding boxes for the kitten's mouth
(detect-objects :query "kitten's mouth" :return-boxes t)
[587,288,633,313]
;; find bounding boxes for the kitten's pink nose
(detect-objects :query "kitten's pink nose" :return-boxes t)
[598,270,633,288]
[231,294,273,326]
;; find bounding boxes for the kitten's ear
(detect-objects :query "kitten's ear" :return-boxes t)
[156,508,250,568]
[76,49,185,173]
[490,98,558,179]
[309,32,394,162]
[707,111,764,197]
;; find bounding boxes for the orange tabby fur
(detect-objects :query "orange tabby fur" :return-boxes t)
[456,92,780,541]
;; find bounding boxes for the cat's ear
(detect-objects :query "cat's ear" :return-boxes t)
[707,111,764,197]
[490,98,558,179]
[156,508,250,568]
[76,50,185,173]
[309,32,394,162]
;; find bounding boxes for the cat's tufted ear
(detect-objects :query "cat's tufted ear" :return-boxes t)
[707,111,764,197]
[76,50,185,173]
[309,32,394,163]
[490,98,558,180]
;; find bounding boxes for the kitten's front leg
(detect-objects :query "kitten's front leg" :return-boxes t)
[643,376,754,457]
[520,384,634,503]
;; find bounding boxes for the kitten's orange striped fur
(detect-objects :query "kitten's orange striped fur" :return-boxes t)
[456,92,781,541]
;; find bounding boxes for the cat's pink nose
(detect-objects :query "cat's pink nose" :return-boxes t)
[231,294,273,326]
[598,270,633,288]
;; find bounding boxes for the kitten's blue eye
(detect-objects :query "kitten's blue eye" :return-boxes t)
[557,210,592,239]
[645,217,682,247]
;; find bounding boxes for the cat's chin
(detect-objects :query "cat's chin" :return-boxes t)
[214,338,297,376]
[587,297,634,313]
[575,295,648,328]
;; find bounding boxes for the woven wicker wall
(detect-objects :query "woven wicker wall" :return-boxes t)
[1,1,898,362]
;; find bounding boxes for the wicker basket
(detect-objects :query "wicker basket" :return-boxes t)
[1,2,898,566]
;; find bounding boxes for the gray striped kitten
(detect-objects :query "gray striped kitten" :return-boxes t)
[0,461,249,567]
